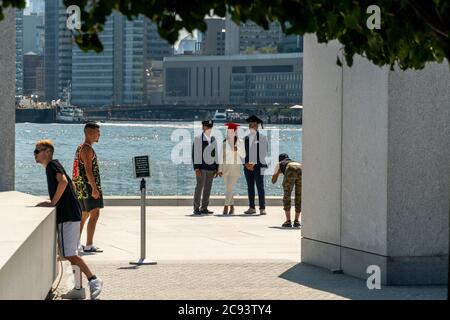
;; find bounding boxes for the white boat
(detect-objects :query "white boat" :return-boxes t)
[56,104,84,123]
[55,84,85,123]
[212,110,228,122]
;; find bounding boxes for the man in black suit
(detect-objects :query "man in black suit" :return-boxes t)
[192,119,219,215]
[243,115,268,215]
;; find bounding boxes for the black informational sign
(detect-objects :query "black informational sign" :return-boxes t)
[133,156,150,179]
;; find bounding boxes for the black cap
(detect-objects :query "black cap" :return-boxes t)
[279,153,290,162]
[202,119,214,128]
[246,115,263,124]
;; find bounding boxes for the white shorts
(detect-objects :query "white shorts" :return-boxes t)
[57,221,80,258]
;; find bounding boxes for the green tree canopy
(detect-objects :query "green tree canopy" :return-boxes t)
[1,0,449,70]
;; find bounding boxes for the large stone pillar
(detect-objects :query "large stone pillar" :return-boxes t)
[0,9,16,192]
[301,34,450,285]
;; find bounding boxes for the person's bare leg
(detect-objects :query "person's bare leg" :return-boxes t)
[284,210,291,222]
[80,211,89,242]
[66,255,94,280]
[294,211,301,222]
[86,208,100,246]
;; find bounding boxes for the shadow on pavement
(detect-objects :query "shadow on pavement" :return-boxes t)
[117,265,141,270]
[269,226,301,230]
[215,214,262,217]
[278,263,446,300]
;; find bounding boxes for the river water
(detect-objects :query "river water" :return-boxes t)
[15,121,302,197]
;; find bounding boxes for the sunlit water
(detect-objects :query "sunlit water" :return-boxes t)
[16,121,302,196]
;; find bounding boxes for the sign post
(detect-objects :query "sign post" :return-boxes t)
[130,156,156,265]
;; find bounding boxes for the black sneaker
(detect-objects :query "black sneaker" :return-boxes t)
[193,209,202,215]
[293,220,301,228]
[282,221,292,228]
[200,209,213,214]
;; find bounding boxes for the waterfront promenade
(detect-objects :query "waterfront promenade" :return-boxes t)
[53,205,446,300]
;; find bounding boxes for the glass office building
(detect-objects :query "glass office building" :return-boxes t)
[71,18,115,106]
[44,0,72,101]
[122,17,145,105]
[16,9,24,97]
[71,15,170,107]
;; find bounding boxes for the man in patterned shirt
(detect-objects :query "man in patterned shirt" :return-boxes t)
[73,122,104,253]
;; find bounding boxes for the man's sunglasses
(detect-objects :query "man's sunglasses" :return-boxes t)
[34,148,47,155]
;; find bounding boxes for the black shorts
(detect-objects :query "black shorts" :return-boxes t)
[79,196,104,212]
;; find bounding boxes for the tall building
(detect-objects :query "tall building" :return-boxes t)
[23,13,45,55]
[16,9,24,97]
[71,15,171,107]
[239,21,283,53]
[200,18,294,56]
[224,17,239,55]
[44,0,72,102]
[122,16,146,105]
[199,17,239,56]
[71,17,114,107]
[146,22,173,60]
[23,52,44,97]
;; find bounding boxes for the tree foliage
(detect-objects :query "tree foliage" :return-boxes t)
[1,0,449,69]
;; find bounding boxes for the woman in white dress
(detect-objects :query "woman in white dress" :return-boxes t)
[218,123,246,215]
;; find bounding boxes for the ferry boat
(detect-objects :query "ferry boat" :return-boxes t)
[55,84,85,123]
[56,103,84,123]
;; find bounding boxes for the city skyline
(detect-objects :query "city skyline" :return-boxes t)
[17,1,303,108]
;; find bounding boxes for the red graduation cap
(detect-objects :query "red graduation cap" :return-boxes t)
[225,122,240,131]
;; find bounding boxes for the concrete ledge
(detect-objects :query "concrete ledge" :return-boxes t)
[301,237,448,285]
[104,196,284,207]
[0,191,57,300]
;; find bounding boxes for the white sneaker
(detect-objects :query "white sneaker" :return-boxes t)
[77,242,84,252]
[83,244,103,253]
[89,278,103,300]
[244,208,256,214]
[260,209,267,215]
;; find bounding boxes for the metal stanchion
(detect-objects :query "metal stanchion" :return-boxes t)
[130,178,157,265]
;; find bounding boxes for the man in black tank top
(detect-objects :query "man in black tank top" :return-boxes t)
[272,153,302,228]
[73,122,104,253]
